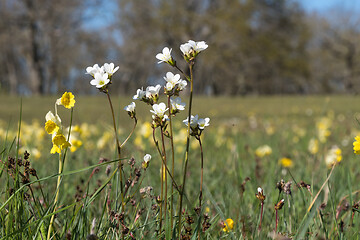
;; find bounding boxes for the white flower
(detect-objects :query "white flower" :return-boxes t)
[197,117,210,129]
[124,102,136,113]
[86,64,104,76]
[133,88,145,100]
[188,40,208,53]
[156,47,172,64]
[103,63,119,76]
[180,43,192,56]
[164,72,181,91]
[144,154,152,163]
[145,84,162,98]
[90,72,110,88]
[180,40,208,56]
[257,187,263,193]
[178,80,187,91]
[170,97,185,111]
[150,102,168,119]
[183,115,199,128]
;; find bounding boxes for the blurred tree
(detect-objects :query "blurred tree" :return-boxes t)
[115,0,311,95]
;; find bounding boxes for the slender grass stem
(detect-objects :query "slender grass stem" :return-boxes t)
[178,62,194,239]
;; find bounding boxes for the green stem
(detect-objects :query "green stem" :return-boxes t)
[167,96,175,229]
[197,137,204,240]
[47,153,63,240]
[178,62,194,239]
[160,127,168,232]
[106,92,125,213]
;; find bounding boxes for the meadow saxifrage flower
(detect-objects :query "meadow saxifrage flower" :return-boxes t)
[90,72,110,89]
[150,102,168,119]
[156,47,175,66]
[222,218,234,232]
[353,136,360,155]
[144,84,161,104]
[133,87,146,100]
[124,102,136,119]
[180,40,208,61]
[103,63,119,76]
[150,103,169,128]
[144,154,152,163]
[197,117,210,130]
[56,92,75,109]
[142,153,152,169]
[170,97,185,114]
[164,72,181,92]
[183,115,199,128]
[86,64,104,77]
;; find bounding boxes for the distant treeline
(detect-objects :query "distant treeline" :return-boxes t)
[1,0,359,95]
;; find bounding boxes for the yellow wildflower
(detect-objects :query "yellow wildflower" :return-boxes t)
[222,218,234,232]
[353,136,360,155]
[45,120,59,134]
[308,138,319,155]
[52,133,71,153]
[57,92,75,109]
[325,145,342,167]
[50,144,61,154]
[70,139,83,152]
[279,157,293,168]
[255,145,272,158]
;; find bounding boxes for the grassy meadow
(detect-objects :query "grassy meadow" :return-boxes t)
[1,94,360,239]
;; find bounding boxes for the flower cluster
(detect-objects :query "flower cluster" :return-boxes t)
[183,115,210,138]
[133,85,162,105]
[180,40,208,62]
[86,63,119,91]
[255,187,266,203]
[163,72,187,96]
[44,92,75,154]
[150,103,169,128]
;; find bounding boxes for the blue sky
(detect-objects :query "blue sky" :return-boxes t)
[299,0,360,12]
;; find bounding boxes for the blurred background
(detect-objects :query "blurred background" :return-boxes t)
[1,0,360,96]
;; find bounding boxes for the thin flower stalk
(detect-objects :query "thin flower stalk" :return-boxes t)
[160,127,168,231]
[120,118,137,148]
[197,136,204,240]
[167,96,175,229]
[47,107,73,240]
[178,62,194,239]
[106,92,125,213]
[152,129,181,194]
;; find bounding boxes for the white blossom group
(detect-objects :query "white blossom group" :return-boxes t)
[86,63,119,89]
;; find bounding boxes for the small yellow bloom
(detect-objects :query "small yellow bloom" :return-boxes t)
[325,145,342,167]
[50,144,61,154]
[70,139,83,152]
[45,120,59,134]
[222,218,234,232]
[52,133,71,152]
[58,92,75,109]
[279,157,293,168]
[308,138,319,155]
[353,136,360,155]
[255,145,272,158]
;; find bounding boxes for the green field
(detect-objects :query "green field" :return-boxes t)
[1,94,360,239]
